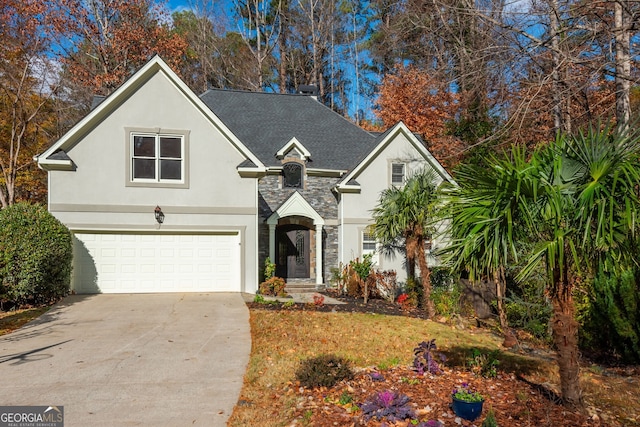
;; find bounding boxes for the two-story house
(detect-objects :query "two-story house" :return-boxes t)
[36,56,453,294]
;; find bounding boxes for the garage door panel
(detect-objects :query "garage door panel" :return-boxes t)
[73,233,241,293]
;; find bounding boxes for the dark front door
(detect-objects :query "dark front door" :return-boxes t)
[276,226,310,279]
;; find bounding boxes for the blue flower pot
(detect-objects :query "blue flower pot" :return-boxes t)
[451,397,484,421]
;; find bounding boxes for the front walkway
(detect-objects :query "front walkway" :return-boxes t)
[242,291,345,304]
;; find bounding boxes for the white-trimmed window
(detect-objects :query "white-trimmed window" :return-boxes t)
[391,162,406,186]
[131,133,184,183]
[362,229,379,266]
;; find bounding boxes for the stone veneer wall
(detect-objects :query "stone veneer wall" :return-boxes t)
[258,174,340,283]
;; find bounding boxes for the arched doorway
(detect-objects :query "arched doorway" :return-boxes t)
[275,224,310,279]
[267,192,325,285]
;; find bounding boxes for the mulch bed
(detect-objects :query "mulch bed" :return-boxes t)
[247,291,429,319]
[287,367,607,426]
[245,292,635,426]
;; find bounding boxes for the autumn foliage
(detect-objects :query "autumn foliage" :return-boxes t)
[376,65,465,168]
[61,0,188,95]
[508,64,617,150]
[0,0,73,206]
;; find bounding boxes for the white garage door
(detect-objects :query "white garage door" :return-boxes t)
[72,232,241,293]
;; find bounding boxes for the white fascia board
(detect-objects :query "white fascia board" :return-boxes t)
[306,168,346,177]
[334,183,361,193]
[36,56,265,172]
[35,157,74,171]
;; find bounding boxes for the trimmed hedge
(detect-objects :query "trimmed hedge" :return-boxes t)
[0,203,72,307]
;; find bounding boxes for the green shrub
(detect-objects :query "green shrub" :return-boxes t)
[263,257,276,280]
[481,409,498,427]
[295,354,354,388]
[581,268,640,363]
[0,203,72,307]
[504,278,552,341]
[431,282,462,317]
[431,266,455,289]
[349,254,373,282]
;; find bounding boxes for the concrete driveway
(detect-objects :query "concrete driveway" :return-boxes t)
[0,293,251,426]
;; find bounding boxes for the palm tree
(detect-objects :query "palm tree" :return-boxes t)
[372,169,440,318]
[440,146,534,334]
[443,124,640,406]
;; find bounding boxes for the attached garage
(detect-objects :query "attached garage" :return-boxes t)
[72,232,241,293]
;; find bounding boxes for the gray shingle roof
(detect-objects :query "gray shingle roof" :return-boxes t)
[48,150,72,161]
[199,89,377,170]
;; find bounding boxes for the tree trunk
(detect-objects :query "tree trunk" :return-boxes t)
[415,233,435,318]
[362,277,368,304]
[549,0,568,135]
[405,233,417,280]
[495,265,517,347]
[278,0,289,93]
[615,0,631,132]
[494,266,509,331]
[550,267,582,407]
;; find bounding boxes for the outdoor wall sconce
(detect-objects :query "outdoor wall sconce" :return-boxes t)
[154,205,165,224]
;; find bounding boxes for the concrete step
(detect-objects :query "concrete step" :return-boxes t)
[285,281,326,293]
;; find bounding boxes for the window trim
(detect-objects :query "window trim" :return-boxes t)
[361,226,379,266]
[390,161,406,187]
[125,128,190,188]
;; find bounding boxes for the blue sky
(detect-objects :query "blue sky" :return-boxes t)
[166,0,234,16]
[166,0,193,14]
[161,0,375,120]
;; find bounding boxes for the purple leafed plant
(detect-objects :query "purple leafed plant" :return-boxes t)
[413,339,447,375]
[369,372,385,381]
[360,390,416,422]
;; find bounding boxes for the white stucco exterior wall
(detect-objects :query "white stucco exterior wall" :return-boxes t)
[338,129,450,285]
[46,70,260,293]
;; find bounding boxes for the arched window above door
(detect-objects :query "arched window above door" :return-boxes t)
[282,162,303,188]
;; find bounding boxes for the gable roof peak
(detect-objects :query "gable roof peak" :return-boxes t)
[276,137,311,161]
[36,55,265,172]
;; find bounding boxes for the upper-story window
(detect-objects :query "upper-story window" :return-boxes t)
[391,162,406,186]
[131,133,184,183]
[282,162,303,188]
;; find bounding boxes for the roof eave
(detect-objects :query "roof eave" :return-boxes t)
[36,158,75,171]
[335,184,361,194]
[238,167,267,178]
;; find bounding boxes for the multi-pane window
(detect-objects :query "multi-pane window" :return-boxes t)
[362,231,377,252]
[362,229,379,266]
[391,162,405,186]
[282,162,303,188]
[131,134,183,182]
